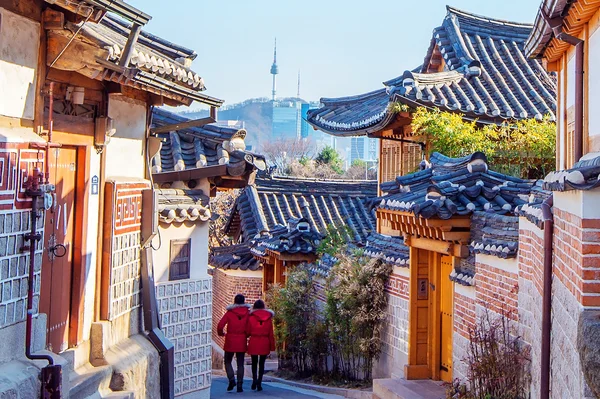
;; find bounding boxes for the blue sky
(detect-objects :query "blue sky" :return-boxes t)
[126,0,541,110]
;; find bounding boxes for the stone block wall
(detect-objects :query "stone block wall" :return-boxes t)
[210,268,262,350]
[157,278,212,397]
[109,232,141,320]
[374,271,409,379]
[0,210,43,328]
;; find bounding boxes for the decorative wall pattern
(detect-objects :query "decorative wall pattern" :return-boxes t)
[156,278,212,397]
[0,145,45,210]
[0,210,43,327]
[109,231,141,320]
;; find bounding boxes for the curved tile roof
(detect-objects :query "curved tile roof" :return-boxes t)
[210,243,260,271]
[251,218,325,257]
[229,176,377,243]
[378,152,549,219]
[77,14,223,106]
[157,189,211,224]
[151,108,266,176]
[307,6,556,136]
[543,152,600,191]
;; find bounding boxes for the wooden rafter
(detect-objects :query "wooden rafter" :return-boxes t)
[150,117,215,134]
[377,209,471,244]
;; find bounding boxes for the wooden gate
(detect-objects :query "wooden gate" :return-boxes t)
[40,146,78,353]
[439,255,454,382]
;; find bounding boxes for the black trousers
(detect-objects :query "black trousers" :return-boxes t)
[224,351,245,385]
[251,355,267,383]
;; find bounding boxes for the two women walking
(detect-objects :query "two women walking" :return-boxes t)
[217,294,275,393]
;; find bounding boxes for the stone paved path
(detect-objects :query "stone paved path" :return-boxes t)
[210,376,344,399]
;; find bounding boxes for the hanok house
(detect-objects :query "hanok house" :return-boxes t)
[0,1,230,398]
[150,108,265,396]
[208,175,388,363]
[524,0,600,397]
[307,6,557,184]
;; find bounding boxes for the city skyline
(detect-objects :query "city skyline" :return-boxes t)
[125,0,542,110]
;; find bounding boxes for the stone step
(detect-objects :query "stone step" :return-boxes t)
[372,378,446,399]
[102,391,134,399]
[69,363,112,399]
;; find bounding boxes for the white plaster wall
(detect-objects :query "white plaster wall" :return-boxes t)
[82,149,101,340]
[554,189,600,219]
[589,28,600,147]
[0,8,39,120]
[105,96,146,179]
[155,222,210,283]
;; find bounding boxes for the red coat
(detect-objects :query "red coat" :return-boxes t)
[217,304,251,353]
[246,309,275,356]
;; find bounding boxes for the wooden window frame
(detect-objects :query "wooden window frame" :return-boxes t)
[169,239,191,281]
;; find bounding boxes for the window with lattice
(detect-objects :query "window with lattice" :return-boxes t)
[169,239,191,280]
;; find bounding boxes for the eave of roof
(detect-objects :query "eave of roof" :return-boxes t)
[525,0,600,61]
[306,6,557,136]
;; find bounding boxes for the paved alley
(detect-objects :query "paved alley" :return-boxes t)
[209,376,344,399]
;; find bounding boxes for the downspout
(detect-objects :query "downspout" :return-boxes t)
[540,195,554,399]
[141,105,175,399]
[23,168,63,398]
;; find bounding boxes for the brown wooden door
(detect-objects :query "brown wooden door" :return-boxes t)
[439,255,454,382]
[40,146,78,353]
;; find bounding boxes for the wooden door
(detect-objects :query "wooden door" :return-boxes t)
[40,146,78,353]
[439,255,454,382]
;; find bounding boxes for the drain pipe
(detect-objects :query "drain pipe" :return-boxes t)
[540,195,554,399]
[23,168,62,398]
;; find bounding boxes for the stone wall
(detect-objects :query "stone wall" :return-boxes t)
[157,278,212,397]
[517,218,544,398]
[374,270,409,379]
[210,267,263,351]
[0,210,43,329]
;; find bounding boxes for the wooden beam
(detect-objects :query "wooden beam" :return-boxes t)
[150,117,216,134]
[405,236,452,255]
[153,165,228,184]
[118,23,142,67]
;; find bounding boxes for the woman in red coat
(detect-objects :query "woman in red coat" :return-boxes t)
[246,299,275,391]
[217,294,251,392]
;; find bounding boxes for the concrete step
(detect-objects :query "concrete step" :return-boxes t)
[101,391,134,399]
[372,378,446,399]
[69,363,112,399]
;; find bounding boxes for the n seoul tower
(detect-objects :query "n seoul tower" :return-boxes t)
[270,38,279,101]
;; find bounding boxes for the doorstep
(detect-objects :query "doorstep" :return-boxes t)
[372,378,446,399]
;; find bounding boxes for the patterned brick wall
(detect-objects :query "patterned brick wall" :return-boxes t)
[0,144,46,328]
[0,210,43,327]
[104,181,150,322]
[211,268,262,350]
[385,272,410,300]
[157,278,212,397]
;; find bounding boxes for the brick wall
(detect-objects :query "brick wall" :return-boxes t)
[553,208,600,308]
[474,261,519,319]
[210,268,263,350]
[0,210,43,327]
[517,218,544,398]
[157,278,212,397]
[453,288,476,381]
